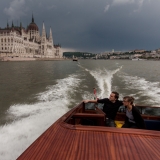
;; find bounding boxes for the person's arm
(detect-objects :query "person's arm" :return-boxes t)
[83,99,97,103]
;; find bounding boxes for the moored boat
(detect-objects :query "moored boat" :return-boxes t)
[72,55,78,61]
[17,102,160,160]
[73,58,78,61]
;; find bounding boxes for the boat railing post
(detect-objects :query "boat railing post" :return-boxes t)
[82,102,85,113]
[93,88,97,110]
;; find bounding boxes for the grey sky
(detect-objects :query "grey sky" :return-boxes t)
[0,0,160,53]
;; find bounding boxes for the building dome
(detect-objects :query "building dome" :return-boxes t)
[28,22,39,31]
[27,15,39,31]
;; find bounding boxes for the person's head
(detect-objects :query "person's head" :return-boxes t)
[123,96,135,107]
[109,91,119,102]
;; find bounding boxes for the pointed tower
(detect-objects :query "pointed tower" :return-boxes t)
[49,27,53,45]
[7,20,9,28]
[12,21,14,28]
[41,22,46,42]
[20,21,22,29]
[41,22,47,56]
[20,21,23,35]
[32,13,34,23]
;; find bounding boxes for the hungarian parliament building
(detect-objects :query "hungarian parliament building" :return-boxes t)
[0,16,62,59]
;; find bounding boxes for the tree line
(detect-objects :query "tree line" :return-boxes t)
[63,52,96,58]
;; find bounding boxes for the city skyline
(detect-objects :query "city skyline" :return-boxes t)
[0,0,160,53]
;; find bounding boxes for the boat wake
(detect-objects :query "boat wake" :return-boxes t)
[81,66,122,99]
[0,74,81,160]
[119,73,160,106]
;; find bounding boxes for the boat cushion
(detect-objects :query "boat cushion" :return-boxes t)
[115,121,124,128]
[144,119,160,131]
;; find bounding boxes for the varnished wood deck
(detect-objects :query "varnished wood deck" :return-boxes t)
[17,102,160,160]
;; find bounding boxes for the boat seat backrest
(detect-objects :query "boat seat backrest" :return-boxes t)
[144,119,160,131]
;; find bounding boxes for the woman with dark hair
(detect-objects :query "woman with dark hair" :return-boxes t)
[122,96,146,129]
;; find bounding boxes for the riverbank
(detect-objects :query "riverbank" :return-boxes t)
[0,57,67,62]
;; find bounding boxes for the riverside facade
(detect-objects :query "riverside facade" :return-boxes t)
[0,15,62,59]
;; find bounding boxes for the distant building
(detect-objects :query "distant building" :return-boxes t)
[102,50,122,55]
[0,15,62,58]
[134,49,145,53]
[155,48,160,54]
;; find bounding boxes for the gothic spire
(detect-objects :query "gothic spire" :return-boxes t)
[49,27,53,44]
[7,20,9,28]
[20,21,22,29]
[32,13,34,23]
[42,22,46,41]
[12,21,14,28]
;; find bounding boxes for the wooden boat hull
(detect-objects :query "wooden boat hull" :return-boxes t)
[17,102,160,160]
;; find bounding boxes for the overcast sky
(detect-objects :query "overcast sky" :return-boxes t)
[0,0,160,53]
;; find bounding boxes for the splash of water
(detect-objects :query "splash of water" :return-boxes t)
[119,74,160,106]
[89,67,122,98]
[0,74,81,160]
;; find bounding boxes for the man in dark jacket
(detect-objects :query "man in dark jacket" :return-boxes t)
[84,91,123,127]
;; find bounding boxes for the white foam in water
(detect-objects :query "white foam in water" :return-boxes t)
[89,67,122,98]
[0,74,81,160]
[37,74,81,104]
[120,74,160,106]
[82,90,95,100]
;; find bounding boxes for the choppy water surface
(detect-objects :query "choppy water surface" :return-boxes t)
[0,60,160,159]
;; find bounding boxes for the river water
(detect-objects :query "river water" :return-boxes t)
[0,60,160,159]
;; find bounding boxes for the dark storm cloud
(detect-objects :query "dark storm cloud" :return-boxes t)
[1,0,160,53]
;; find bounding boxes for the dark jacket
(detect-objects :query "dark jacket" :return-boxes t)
[97,98,123,120]
[125,106,146,129]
